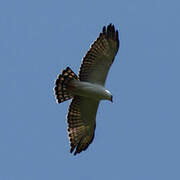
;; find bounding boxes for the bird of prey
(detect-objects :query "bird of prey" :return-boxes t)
[54,24,119,155]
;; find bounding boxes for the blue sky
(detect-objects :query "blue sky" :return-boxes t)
[1,0,180,179]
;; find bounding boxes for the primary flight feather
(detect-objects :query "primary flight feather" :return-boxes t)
[54,24,119,155]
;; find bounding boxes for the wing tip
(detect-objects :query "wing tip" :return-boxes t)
[102,23,120,50]
[69,130,95,156]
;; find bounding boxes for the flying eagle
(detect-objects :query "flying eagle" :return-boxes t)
[54,24,119,155]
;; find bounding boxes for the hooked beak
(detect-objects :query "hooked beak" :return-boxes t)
[110,95,113,103]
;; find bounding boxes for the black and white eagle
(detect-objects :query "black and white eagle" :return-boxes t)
[54,24,119,155]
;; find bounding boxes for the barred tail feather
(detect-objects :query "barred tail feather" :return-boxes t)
[54,67,78,103]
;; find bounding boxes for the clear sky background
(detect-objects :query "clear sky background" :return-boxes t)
[1,0,180,179]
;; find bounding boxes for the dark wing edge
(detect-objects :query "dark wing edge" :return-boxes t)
[102,23,119,56]
[78,24,119,84]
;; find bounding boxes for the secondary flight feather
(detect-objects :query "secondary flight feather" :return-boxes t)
[54,24,119,155]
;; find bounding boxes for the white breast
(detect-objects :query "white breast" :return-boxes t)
[70,80,112,101]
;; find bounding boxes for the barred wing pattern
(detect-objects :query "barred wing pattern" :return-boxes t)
[54,24,120,155]
[79,24,119,86]
[66,24,119,155]
[67,96,99,155]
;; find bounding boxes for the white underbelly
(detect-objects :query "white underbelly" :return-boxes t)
[69,80,109,100]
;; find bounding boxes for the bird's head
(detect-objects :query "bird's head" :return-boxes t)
[104,90,113,102]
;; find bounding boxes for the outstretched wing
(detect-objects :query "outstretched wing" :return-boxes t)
[79,24,119,86]
[67,96,99,155]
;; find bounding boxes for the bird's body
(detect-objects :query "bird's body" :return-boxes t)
[54,24,119,155]
[69,80,112,101]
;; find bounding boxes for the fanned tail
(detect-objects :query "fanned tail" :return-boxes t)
[54,67,78,103]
